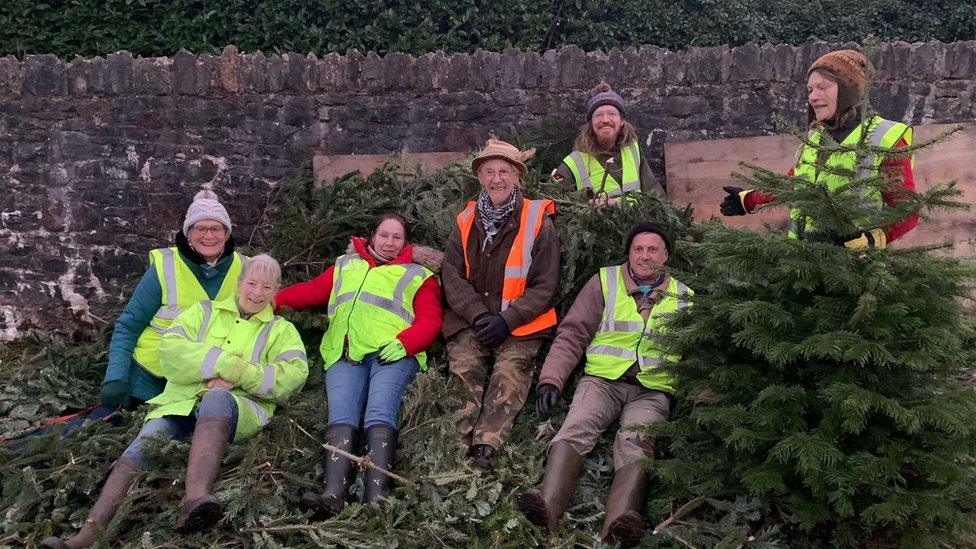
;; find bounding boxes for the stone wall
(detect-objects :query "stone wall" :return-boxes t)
[1,41,974,340]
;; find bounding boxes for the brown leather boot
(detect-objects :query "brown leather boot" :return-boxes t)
[516,441,585,533]
[600,463,651,548]
[39,458,141,549]
[176,416,232,535]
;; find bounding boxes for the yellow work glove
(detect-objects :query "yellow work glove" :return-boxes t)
[378,339,407,364]
[839,228,887,250]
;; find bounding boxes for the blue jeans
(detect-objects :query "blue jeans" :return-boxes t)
[325,353,419,430]
[120,389,239,469]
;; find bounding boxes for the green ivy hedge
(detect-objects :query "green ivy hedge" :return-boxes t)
[2,0,974,58]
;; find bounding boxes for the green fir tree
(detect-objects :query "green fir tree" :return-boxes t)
[648,116,976,547]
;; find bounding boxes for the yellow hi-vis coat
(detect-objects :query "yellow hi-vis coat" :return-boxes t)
[148,296,309,440]
[561,141,642,198]
[320,253,434,370]
[133,247,244,377]
[584,266,691,393]
[788,115,912,239]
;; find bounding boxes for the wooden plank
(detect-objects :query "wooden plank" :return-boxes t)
[313,151,468,185]
[664,123,976,256]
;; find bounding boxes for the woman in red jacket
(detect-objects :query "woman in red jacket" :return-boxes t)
[275,212,442,518]
[720,49,917,249]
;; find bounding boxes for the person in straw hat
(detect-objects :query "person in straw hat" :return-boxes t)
[441,138,561,470]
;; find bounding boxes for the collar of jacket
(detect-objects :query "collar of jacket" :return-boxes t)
[348,236,415,268]
[214,294,274,323]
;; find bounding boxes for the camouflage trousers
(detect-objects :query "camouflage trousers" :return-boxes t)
[447,328,542,450]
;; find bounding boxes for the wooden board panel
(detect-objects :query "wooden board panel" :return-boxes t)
[313,151,468,185]
[664,123,976,256]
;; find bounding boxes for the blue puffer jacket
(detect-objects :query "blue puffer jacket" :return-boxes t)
[103,234,238,402]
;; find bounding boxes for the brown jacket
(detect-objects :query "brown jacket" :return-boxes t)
[538,263,671,391]
[441,193,561,341]
[553,141,665,196]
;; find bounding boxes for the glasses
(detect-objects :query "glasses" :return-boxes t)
[479,169,517,180]
[241,280,277,293]
[191,224,227,236]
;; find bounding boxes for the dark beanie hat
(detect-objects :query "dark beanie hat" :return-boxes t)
[625,221,672,255]
[586,81,625,119]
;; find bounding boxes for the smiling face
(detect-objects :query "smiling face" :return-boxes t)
[590,104,622,147]
[237,271,278,315]
[477,158,520,207]
[370,217,408,258]
[628,232,669,281]
[188,220,229,262]
[807,70,839,122]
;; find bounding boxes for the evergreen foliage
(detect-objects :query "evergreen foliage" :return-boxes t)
[1,0,975,58]
[649,116,976,546]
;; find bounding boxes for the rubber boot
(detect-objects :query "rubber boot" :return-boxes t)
[363,424,398,503]
[39,458,141,549]
[300,423,358,519]
[600,463,651,548]
[176,416,232,535]
[516,441,585,533]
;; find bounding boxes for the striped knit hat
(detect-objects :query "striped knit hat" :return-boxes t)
[585,81,625,119]
[808,49,870,98]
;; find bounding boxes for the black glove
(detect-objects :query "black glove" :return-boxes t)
[719,186,749,216]
[99,380,130,408]
[474,314,509,348]
[535,384,560,417]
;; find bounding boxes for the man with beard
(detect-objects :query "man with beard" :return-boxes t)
[552,82,665,202]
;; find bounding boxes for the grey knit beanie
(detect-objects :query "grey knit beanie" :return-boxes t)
[182,184,232,236]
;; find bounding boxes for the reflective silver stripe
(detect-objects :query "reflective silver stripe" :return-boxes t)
[257,365,275,397]
[602,266,620,325]
[327,254,358,316]
[676,282,690,309]
[503,267,523,277]
[500,200,546,312]
[164,325,189,339]
[198,300,213,343]
[598,320,644,332]
[394,264,426,303]
[201,347,222,378]
[250,317,277,363]
[357,292,414,324]
[240,396,271,426]
[620,142,640,191]
[154,306,182,320]
[638,355,666,368]
[586,344,636,360]
[568,151,592,189]
[327,291,357,316]
[856,118,897,181]
[273,349,307,362]
[157,248,179,309]
[149,319,169,334]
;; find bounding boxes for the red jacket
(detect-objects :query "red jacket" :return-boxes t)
[275,237,443,356]
[744,137,918,243]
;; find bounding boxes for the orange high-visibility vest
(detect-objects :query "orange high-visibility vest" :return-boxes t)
[456,198,558,337]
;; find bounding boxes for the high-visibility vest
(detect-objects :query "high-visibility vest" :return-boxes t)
[584,266,692,393]
[788,115,912,239]
[132,247,244,377]
[320,254,434,370]
[147,296,309,441]
[456,198,558,337]
[562,141,641,198]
